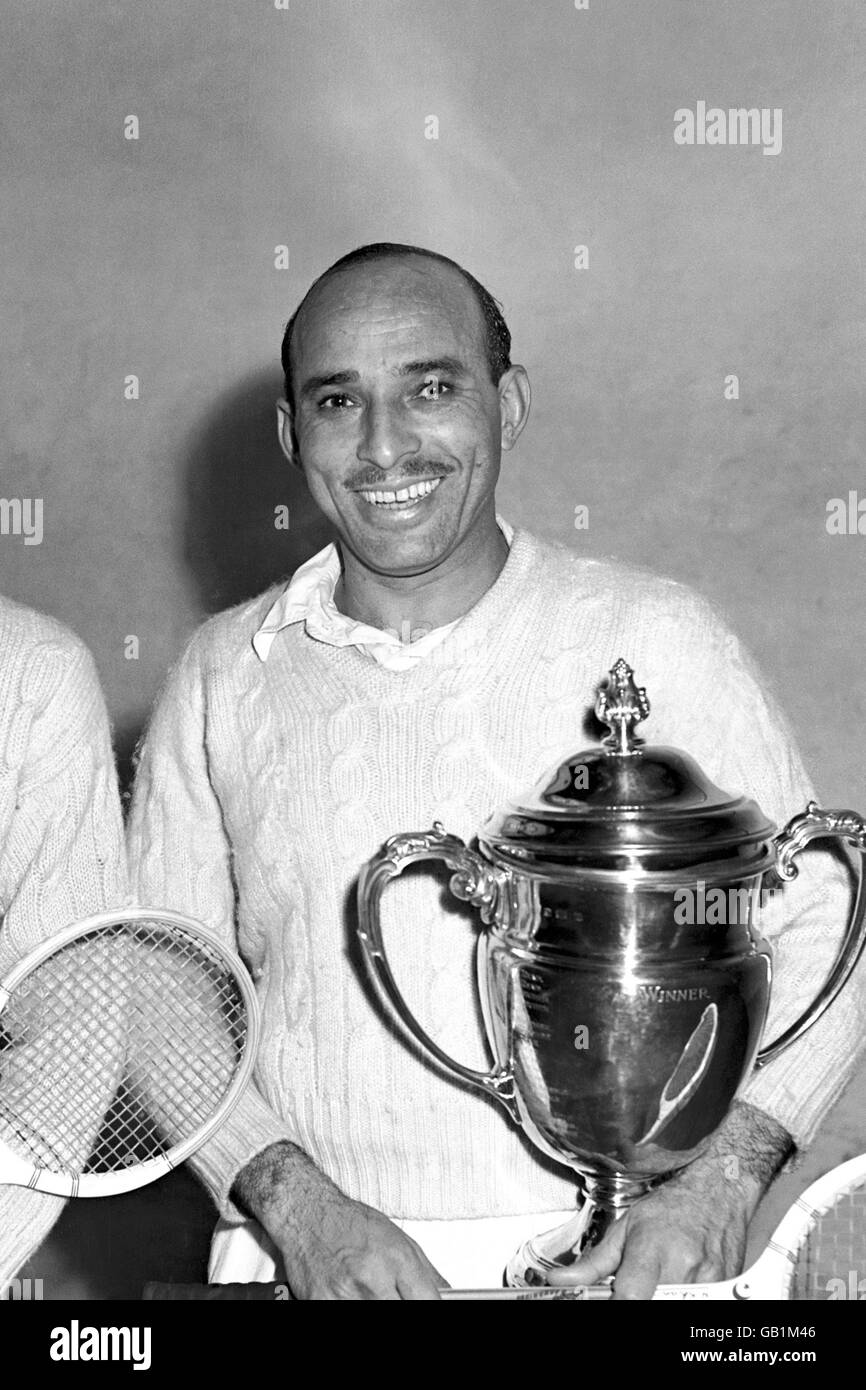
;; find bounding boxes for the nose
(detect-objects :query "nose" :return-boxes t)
[356,398,421,473]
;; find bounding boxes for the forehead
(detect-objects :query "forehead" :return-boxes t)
[292,257,488,374]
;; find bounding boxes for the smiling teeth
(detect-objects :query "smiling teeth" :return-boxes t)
[360,478,442,506]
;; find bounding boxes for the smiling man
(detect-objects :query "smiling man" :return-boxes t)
[127,243,863,1300]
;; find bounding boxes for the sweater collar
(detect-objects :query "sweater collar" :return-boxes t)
[253,516,515,667]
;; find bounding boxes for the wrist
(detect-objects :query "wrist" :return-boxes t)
[717,1100,794,1180]
[681,1101,793,1216]
[232,1141,349,1252]
[233,1142,314,1224]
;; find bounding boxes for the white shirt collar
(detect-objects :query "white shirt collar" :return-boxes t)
[253,517,514,671]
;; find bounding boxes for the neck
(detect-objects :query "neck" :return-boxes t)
[336,516,509,635]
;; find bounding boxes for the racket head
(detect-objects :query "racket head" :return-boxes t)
[0,907,260,1197]
[754,1153,866,1301]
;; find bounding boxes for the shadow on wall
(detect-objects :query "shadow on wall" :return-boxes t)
[115,367,335,792]
[182,366,335,616]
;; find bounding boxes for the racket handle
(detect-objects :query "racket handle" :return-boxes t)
[143,1282,292,1300]
[141,1282,614,1301]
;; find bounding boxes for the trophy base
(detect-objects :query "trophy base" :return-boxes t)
[505,1200,612,1287]
[504,1175,654,1287]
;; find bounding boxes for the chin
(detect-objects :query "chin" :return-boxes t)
[342,513,455,574]
[359,535,451,578]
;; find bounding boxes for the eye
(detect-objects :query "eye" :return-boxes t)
[417,376,453,401]
[317,393,356,411]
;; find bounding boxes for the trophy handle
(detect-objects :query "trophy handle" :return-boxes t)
[356,823,519,1121]
[755,802,866,1068]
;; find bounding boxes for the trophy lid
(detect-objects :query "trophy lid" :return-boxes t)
[481,659,777,879]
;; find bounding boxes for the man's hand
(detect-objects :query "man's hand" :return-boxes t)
[549,1102,794,1300]
[233,1142,446,1300]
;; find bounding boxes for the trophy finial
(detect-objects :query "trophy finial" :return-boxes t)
[596,659,650,754]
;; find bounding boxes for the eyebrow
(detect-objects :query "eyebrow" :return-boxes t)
[299,356,470,399]
[299,369,360,398]
[396,357,468,380]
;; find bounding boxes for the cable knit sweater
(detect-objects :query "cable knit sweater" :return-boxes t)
[0,596,127,1284]
[127,528,863,1221]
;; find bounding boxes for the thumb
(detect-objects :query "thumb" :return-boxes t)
[547,1216,628,1287]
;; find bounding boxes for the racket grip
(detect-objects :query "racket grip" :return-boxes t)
[142,1281,610,1300]
[142,1281,292,1300]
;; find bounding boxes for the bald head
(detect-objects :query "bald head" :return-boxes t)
[281,243,511,412]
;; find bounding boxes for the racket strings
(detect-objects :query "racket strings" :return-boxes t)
[0,1103,80,1173]
[0,918,250,1177]
[790,1179,866,1300]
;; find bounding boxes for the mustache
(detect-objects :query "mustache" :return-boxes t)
[345,460,455,490]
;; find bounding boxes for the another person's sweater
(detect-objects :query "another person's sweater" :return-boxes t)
[127,529,863,1221]
[0,597,127,1284]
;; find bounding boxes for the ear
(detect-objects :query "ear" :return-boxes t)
[276,398,301,467]
[498,366,531,452]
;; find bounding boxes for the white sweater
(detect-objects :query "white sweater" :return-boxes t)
[0,596,127,1283]
[127,529,864,1220]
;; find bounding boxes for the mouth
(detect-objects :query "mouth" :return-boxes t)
[355,477,444,511]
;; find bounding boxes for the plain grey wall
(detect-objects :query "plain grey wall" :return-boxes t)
[3,0,865,1297]
[2,0,864,802]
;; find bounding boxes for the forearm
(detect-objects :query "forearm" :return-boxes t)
[127,638,303,1213]
[679,1100,794,1211]
[232,1140,340,1249]
[231,1141,445,1300]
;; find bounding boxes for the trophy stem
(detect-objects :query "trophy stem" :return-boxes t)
[504,1176,643,1288]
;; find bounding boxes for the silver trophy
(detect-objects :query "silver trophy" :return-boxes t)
[356,660,866,1286]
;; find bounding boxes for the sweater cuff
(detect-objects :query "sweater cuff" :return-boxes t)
[0,1189,65,1289]
[739,1043,857,1154]
[188,1085,300,1220]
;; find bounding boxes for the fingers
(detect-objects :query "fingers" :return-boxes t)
[396,1273,444,1300]
[305,1266,409,1300]
[395,1244,447,1300]
[605,1230,665,1300]
[549,1214,717,1299]
[547,1218,628,1288]
[282,1212,448,1300]
[321,1258,442,1301]
[611,1223,717,1299]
